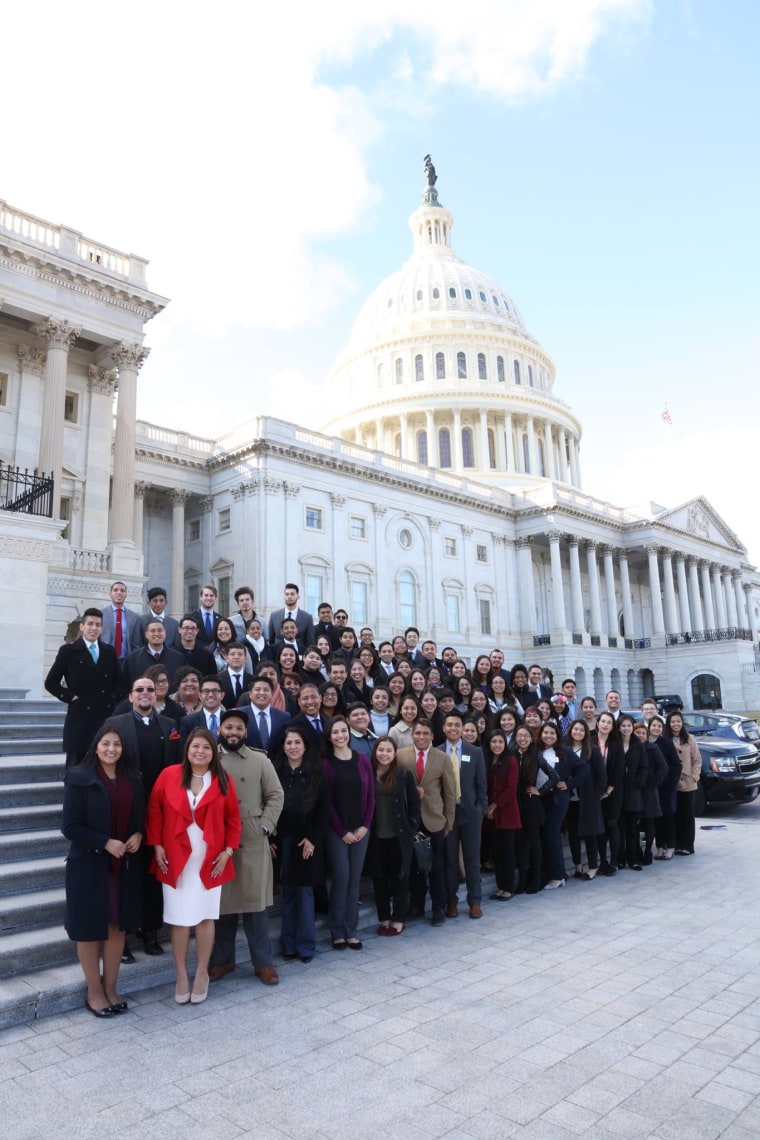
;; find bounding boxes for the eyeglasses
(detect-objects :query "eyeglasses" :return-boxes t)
[133,686,155,693]
[202,688,222,696]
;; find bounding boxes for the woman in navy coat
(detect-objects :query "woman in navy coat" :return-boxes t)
[537,721,588,889]
[62,725,144,1017]
[564,720,606,880]
[618,714,648,870]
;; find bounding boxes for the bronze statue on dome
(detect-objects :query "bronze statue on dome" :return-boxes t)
[422,155,440,206]
[423,154,437,187]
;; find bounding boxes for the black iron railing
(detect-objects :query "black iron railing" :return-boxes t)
[666,628,752,646]
[0,463,54,517]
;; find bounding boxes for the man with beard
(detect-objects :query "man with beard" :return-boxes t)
[208,710,284,986]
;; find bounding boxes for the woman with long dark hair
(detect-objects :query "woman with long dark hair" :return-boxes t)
[618,714,648,870]
[632,720,668,866]
[513,726,558,894]
[472,655,493,692]
[594,712,624,876]
[389,695,421,751]
[386,672,407,718]
[563,720,605,881]
[498,707,520,750]
[62,726,144,1017]
[367,737,420,935]
[538,721,588,889]
[484,729,520,899]
[453,675,474,714]
[649,715,682,860]
[665,711,702,856]
[318,681,345,720]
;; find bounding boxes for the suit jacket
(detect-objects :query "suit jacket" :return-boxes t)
[100,604,143,657]
[267,607,314,647]
[528,684,554,703]
[287,711,326,758]
[122,645,186,691]
[45,638,120,753]
[313,621,341,651]
[102,711,179,798]
[244,706,291,755]
[444,741,487,822]
[179,709,221,744]
[397,744,456,834]
[177,643,218,677]
[139,612,180,648]
[190,608,221,646]
[217,668,255,710]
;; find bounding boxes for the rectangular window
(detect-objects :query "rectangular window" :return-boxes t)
[187,584,200,612]
[476,544,488,563]
[399,574,416,627]
[349,515,366,540]
[305,574,323,618]
[217,576,231,616]
[350,581,368,624]
[446,594,460,633]
[64,391,79,423]
[60,496,71,542]
[305,506,323,530]
[0,372,7,406]
[187,519,201,542]
[218,508,231,533]
[479,598,492,636]
[444,536,457,557]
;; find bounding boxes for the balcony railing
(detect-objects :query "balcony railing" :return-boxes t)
[533,634,551,647]
[666,628,753,646]
[0,463,53,517]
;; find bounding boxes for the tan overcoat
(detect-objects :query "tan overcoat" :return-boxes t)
[218,744,284,914]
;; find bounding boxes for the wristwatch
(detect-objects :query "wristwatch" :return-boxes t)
[225,846,234,857]
[261,826,269,837]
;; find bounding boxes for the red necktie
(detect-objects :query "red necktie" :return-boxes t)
[416,749,425,781]
[114,608,123,657]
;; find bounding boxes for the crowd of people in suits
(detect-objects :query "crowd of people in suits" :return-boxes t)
[51,579,703,1016]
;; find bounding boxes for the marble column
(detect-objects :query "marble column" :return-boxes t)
[504,538,520,636]
[585,542,603,636]
[688,559,704,632]
[570,438,581,488]
[647,545,666,636]
[744,585,758,646]
[80,365,117,552]
[543,422,555,479]
[675,555,691,633]
[452,409,463,469]
[134,481,148,555]
[516,538,536,636]
[479,411,490,470]
[111,342,149,544]
[723,569,738,626]
[35,318,81,517]
[374,418,384,452]
[661,550,678,635]
[700,561,716,630]
[398,412,408,458]
[602,546,618,637]
[734,574,748,630]
[526,416,538,475]
[15,346,46,472]
[425,410,436,466]
[171,490,191,617]
[618,552,635,640]
[712,564,728,627]
[568,538,585,634]
[504,413,515,472]
[548,532,567,631]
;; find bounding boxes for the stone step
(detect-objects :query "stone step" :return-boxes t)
[0,756,64,786]
[0,724,64,741]
[0,856,64,897]
[0,690,30,701]
[0,699,61,713]
[0,888,65,934]
[0,712,67,726]
[0,782,63,808]
[0,925,77,979]
[0,738,66,757]
[0,827,68,863]
[0,804,62,833]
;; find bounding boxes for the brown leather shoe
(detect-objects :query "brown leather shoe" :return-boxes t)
[469,904,483,919]
[208,963,236,982]
[445,903,458,918]
[254,966,280,985]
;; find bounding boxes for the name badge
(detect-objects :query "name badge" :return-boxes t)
[461,754,471,763]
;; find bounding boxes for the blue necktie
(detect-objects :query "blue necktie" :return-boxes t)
[209,713,218,738]
[88,642,99,664]
[204,612,212,638]
[258,712,270,748]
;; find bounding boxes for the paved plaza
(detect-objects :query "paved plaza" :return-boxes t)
[3,803,760,1140]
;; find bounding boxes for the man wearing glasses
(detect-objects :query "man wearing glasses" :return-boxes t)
[104,676,179,958]
[179,676,226,741]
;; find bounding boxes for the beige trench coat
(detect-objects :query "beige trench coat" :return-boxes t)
[218,744,284,914]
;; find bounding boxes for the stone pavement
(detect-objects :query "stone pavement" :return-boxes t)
[3,804,760,1140]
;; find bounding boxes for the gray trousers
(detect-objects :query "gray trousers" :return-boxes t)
[326,829,369,940]
[444,807,483,906]
[211,911,273,968]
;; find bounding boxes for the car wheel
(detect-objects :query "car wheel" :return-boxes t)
[694,779,707,816]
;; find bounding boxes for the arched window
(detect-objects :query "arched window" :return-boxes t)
[432,287,440,299]
[395,358,403,385]
[439,428,452,468]
[522,433,530,472]
[416,289,422,301]
[528,364,534,386]
[513,360,521,385]
[457,352,467,379]
[415,354,424,382]
[538,438,546,477]
[377,362,384,385]
[449,287,456,299]
[417,430,428,466]
[462,427,474,468]
[496,356,505,383]
[691,673,723,711]
[488,429,497,470]
[435,352,445,379]
[399,570,417,627]
[464,288,472,300]
[477,353,487,380]
[394,432,401,456]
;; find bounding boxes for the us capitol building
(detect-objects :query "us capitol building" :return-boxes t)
[1,162,758,711]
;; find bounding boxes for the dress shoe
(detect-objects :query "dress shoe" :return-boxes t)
[431,910,445,927]
[190,976,209,1004]
[579,870,598,881]
[85,999,114,1018]
[675,849,692,856]
[282,951,298,961]
[544,879,565,889]
[376,923,390,936]
[386,924,405,936]
[630,864,643,871]
[406,905,425,921]
[255,966,280,984]
[174,990,191,1005]
[120,945,135,964]
[332,939,347,950]
[299,955,313,963]
[142,931,164,956]
[208,963,236,982]
[445,902,458,918]
[663,849,675,859]
[469,904,483,919]
[346,939,363,950]
[108,1000,128,1014]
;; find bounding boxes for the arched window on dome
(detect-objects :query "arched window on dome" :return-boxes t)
[514,360,521,385]
[395,358,403,385]
[399,570,417,627]
[415,354,424,382]
[377,362,384,386]
[462,428,474,468]
[522,433,530,472]
[496,356,505,383]
[457,352,467,379]
[449,287,456,299]
[488,429,497,470]
[439,428,452,468]
[432,287,440,300]
[479,290,486,302]
[416,289,422,301]
[435,352,446,380]
[417,430,428,466]
[492,295,498,306]
[464,288,472,300]
[538,438,546,477]
[528,365,534,387]
[477,353,487,380]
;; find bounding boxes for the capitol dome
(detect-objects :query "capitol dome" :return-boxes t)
[322,160,583,489]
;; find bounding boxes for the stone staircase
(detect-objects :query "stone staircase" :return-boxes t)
[0,687,66,756]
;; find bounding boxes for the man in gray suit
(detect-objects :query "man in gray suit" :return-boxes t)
[139,587,180,648]
[100,581,142,662]
[267,583,314,647]
[441,711,487,919]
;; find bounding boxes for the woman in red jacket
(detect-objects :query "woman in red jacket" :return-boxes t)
[147,729,241,1004]
[484,729,521,899]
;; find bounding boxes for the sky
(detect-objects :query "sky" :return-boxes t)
[3,1,759,561]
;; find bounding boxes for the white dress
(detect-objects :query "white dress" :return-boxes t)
[162,772,222,925]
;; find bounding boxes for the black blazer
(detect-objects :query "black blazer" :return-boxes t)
[217,669,255,710]
[177,644,218,677]
[313,621,342,651]
[366,768,421,881]
[565,745,606,836]
[594,737,626,820]
[178,710,218,743]
[102,711,178,798]
[122,645,186,692]
[621,740,648,813]
[45,639,120,753]
[243,706,292,755]
[288,712,326,758]
[190,609,221,646]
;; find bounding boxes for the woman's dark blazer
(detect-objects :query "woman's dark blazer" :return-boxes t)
[566,746,605,836]
[595,739,625,820]
[366,768,421,880]
[62,766,144,942]
[515,751,558,827]
[621,741,648,813]
[273,760,329,888]
[551,750,589,812]
[641,741,668,818]
[342,678,372,708]
[655,736,682,815]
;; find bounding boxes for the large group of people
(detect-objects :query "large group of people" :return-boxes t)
[54,579,704,1017]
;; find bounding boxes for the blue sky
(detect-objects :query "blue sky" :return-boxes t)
[4,1,758,559]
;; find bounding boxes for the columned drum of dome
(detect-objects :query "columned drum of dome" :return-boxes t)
[322,159,583,490]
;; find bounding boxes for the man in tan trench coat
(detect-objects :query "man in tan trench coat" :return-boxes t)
[208,710,284,985]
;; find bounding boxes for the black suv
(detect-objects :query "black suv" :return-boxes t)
[682,711,760,748]
[694,737,760,814]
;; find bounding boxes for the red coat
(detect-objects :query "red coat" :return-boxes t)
[146,765,241,890]
[487,755,521,830]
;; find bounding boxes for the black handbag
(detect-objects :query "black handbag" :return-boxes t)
[412,831,433,873]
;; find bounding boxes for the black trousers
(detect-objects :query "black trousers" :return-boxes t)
[372,837,408,923]
[675,790,696,853]
[490,829,517,893]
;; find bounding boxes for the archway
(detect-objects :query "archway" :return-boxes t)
[691,673,722,711]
